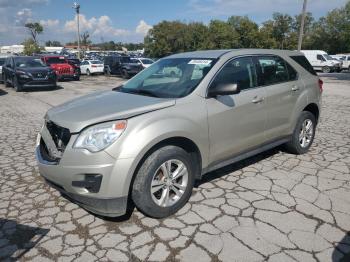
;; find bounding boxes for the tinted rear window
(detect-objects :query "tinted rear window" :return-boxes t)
[290,56,317,76]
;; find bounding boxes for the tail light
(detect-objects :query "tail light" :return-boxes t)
[91,65,97,68]
[318,79,323,93]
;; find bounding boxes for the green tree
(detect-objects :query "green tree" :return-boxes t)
[24,22,43,43]
[227,16,260,48]
[23,38,41,55]
[45,40,62,47]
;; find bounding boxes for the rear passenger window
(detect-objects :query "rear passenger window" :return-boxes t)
[290,55,317,76]
[211,57,257,91]
[257,56,289,85]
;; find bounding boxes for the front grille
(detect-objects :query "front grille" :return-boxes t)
[32,72,47,79]
[59,68,71,74]
[46,121,71,152]
[40,121,71,162]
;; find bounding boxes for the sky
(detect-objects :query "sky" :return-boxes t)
[0,0,348,46]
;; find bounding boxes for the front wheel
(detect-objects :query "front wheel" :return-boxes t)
[285,111,316,155]
[13,77,23,92]
[132,146,195,218]
[322,66,331,73]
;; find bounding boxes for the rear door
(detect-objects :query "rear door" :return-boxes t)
[255,55,301,141]
[206,56,267,164]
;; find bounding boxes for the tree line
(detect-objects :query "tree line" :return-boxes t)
[144,1,350,57]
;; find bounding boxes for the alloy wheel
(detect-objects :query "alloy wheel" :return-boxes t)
[299,119,314,148]
[150,159,188,207]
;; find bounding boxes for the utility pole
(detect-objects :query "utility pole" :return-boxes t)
[297,0,308,51]
[73,2,81,59]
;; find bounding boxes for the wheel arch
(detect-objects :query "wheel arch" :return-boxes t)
[303,103,320,123]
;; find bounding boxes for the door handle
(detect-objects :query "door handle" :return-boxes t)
[292,86,299,91]
[252,97,264,104]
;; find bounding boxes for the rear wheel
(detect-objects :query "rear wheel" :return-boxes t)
[132,146,195,218]
[322,66,331,73]
[13,77,23,92]
[86,69,91,76]
[285,111,316,155]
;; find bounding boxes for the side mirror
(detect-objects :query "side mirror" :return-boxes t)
[208,83,240,97]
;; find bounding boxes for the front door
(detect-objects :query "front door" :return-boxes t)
[206,56,267,164]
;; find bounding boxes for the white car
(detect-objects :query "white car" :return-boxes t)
[131,58,154,69]
[0,55,9,83]
[333,54,350,71]
[80,60,104,75]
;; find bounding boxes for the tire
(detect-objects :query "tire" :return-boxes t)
[4,75,11,87]
[86,69,91,76]
[122,70,129,79]
[13,77,22,92]
[105,68,111,76]
[322,66,331,73]
[132,146,195,218]
[284,111,316,155]
[74,76,80,81]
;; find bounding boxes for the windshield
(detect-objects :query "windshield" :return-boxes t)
[324,54,333,61]
[116,58,216,98]
[91,60,103,64]
[141,58,154,65]
[0,58,5,66]
[15,57,46,68]
[46,57,67,65]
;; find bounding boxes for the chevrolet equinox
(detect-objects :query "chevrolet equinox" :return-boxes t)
[36,49,322,218]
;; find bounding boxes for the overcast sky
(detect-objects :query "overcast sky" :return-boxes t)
[0,0,348,45]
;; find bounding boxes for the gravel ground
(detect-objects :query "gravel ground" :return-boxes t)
[0,74,349,261]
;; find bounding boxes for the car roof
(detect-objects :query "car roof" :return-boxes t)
[167,49,303,59]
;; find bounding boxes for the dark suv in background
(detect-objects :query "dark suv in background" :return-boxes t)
[103,55,143,78]
[2,56,57,91]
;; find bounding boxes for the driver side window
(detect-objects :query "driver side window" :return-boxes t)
[317,55,325,61]
[211,57,257,91]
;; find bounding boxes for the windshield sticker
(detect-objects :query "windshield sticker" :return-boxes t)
[188,59,212,65]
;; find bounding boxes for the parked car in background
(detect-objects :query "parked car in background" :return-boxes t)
[67,58,81,77]
[0,55,9,83]
[80,60,104,75]
[36,49,322,218]
[103,55,143,78]
[41,55,80,81]
[301,50,341,73]
[131,58,155,69]
[2,56,56,91]
[332,54,350,71]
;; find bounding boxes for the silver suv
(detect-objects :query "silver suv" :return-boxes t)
[36,49,322,218]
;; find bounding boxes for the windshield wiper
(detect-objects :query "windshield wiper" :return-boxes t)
[117,87,160,98]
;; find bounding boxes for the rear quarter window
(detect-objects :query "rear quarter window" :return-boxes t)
[290,56,317,76]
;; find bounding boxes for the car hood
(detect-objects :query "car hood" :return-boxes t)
[46,90,176,133]
[17,67,51,73]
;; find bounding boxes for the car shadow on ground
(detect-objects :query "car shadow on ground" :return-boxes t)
[333,233,350,262]
[23,85,63,92]
[0,219,49,260]
[196,147,280,187]
[318,72,350,81]
[0,88,8,96]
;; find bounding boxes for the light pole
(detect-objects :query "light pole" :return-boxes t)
[73,2,81,59]
[297,0,308,51]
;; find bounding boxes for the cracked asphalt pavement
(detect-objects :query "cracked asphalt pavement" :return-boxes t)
[0,74,349,261]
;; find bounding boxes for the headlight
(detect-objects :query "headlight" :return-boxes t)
[17,70,31,78]
[73,120,127,152]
